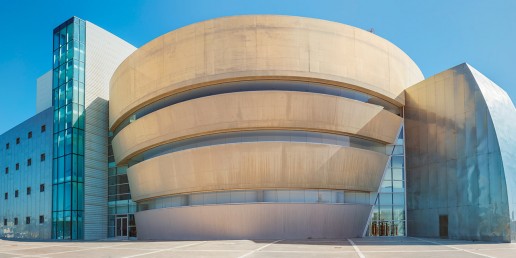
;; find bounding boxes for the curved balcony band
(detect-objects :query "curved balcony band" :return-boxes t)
[125,130,388,167]
[127,142,389,202]
[113,90,402,165]
[109,15,423,130]
[111,80,403,136]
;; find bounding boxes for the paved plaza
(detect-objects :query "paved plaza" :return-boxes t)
[0,237,514,258]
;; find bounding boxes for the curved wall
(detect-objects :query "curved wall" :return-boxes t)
[110,15,421,240]
[109,15,423,130]
[113,91,402,164]
[127,142,388,201]
[135,203,371,240]
[405,63,516,242]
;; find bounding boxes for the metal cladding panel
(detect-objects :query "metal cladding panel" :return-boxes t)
[109,15,424,130]
[468,65,516,242]
[135,203,371,240]
[83,21,135,240]
[0,108,53,239]
[36,71,52,113]
[405,63,515,242]
[113,91,402,165]
[128,142,388,201]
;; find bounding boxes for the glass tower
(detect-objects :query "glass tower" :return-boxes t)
[51,17,86,240]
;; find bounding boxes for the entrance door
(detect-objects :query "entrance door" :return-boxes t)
[116,216,128,238]
[439,215,448,238]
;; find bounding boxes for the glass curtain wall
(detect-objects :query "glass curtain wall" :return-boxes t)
[368,126,406,236]
[107,133,137,238]
[51,17,86,240]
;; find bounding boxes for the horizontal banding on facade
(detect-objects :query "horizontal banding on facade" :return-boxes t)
[127,142,389,202]
[111,80,403,137]
[113,90,402,165]
[109,15,423,130]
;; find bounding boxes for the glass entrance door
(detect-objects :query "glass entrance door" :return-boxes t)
[116,216,128,238]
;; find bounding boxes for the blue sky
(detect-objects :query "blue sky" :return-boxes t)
[0,0,515,134]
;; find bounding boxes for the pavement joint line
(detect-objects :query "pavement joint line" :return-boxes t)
[410,237,497,258]
[237,239,283,258]
[13,242,135,257]
[347,239,365,258]
[0,244,75,252]
[120,241,208,258]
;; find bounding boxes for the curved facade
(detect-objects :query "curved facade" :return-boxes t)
[110,15,423,240]
[405,63,516,242]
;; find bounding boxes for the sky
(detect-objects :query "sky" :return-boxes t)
[0,0,515,134]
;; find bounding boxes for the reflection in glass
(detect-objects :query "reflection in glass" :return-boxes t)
[137,189,374,211]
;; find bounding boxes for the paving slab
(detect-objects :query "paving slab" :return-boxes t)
[0,237,513,257]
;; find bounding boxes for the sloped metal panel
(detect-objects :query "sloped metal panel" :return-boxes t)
[405,63,516,242]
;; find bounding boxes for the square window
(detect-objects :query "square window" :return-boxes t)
[15,163,19,170]
[5,143,9,150]
[40,184,45,192]
[28,131,32,139]
[14,218,18,225]
[27,187,31,195]
[4,193,7,200]
[41,125,46,133]
[16,138,20,144]
[15,190,18,198]
[39,215,44,224]
[4,167,7,174]
[26,217,30,225]
[41,153,46,162]
[3,219,6,226]
[27,159,32,166]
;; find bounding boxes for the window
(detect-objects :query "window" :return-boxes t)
[39,215,44,224]
[27,158,32,166]
[41,125,46,133]
[27,187,31,195]
[15,190,19,198]
[4,193,7,200]
[5,143,9,150]
[16,138,20,144]
[40,184,45,192]
[14,218,18,225]
[3,219,6,226]
[15,163,19,170]
[26,217,30,225]
[41,153,46,162]
[4,167,7,174]
[28,131,32,139]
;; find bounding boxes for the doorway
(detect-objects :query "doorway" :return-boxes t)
[116,216,128,238]
[439,215,448,238]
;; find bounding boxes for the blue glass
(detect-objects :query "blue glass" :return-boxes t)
[52,17,85,240]
[368,126,406,236]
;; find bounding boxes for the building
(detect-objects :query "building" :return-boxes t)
[0,15,515,242]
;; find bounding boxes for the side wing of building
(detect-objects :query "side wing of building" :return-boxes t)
[0,108,53,239]
[405,63,516,242]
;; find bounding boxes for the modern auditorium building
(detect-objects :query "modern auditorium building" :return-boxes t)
[1,15,515,242]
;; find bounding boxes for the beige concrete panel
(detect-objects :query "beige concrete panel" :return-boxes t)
[110,15,423,130]
[135,203,371,240]
[112,91,402,164]
[127,142,388,201]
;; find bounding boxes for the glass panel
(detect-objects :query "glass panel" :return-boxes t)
[230,191,245,203]
[277,190,290,202]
